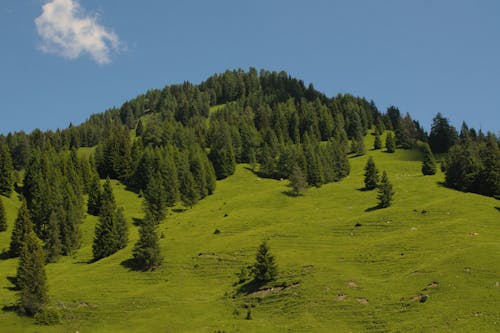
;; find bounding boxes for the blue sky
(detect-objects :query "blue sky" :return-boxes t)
[1,0,499,134]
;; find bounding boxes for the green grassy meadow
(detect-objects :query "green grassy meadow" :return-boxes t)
[1,133,499,332]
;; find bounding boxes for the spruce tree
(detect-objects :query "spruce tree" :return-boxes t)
[363,157,379,190]
[386,132,396,153]
[16,231,48,316]
[132,211,162,271]
[0,143,14,197]
[373,132,382,150]
[252,241,278,284]
[10,199,33,257]
[421,143,437,175]
[92,179,118,260]
[87,175,102,216]
[144,173,168,223]
[351,130,366,156]
[44,211,62,263]
[115,207,128,250]
[0,196,7,232]
[377,171,395,208]
[289,165,307,196]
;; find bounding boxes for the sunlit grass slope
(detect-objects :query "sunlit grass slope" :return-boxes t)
[0,133,499,332]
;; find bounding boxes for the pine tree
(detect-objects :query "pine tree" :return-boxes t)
[0,144,14,197]
[44,211,62,263]
[373,131,382,150]
[289,165,307,196]
[0,196,7,232]
[144,172,168,223]
[252,241,278,284]
[16,231,49,316]
[10,199,33,257]
[87,175,102,216]
[351,130,366,156]
[132,211,162,271]
[377,171,395,208]
[92,179,118,260]
[363,157,379,190]
[386,132,396,153]
[115,207,128,250]
[421,143,437,175]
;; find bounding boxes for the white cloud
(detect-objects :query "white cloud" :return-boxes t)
[35,0,120,64]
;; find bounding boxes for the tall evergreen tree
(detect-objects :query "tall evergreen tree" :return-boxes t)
[16,231,48,316]
[115,207,128,250]
[87,175,102,216]
[44,211,62,263]
[363,157,379,190]
[10,199,33,257]
[428,113,458,154]
[421,143,437,175]
[0,196,7,232]
[132,211,162,271]
[373,131,382,150]
[289,165,308,196]
[144,172,168,223]
[386,132,396,153]
[377,171,395,208]
[92,178,126,260]
[252,241,278,284]
[0,144,14,196]
[351,129,366,156]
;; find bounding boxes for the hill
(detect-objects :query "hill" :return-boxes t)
[0,131,498,332]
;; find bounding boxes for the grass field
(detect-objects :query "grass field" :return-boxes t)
[1,133,499,332]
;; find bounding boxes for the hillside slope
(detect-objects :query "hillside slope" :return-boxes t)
[0,133,499,332]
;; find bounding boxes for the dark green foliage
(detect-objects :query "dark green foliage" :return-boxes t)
[132,212,163,271]
[0,143,14,196]
[95,126,132,180]
[87,175,102,215]
[386,132,396,153]
[421,143,437,175]
[377,171,395,208]
[252,241,278,283]
[289,165,308,196]
[16,231,48,316]
[44,211,61,263]
[373,132,382,150]
[10,199,33,257]
[0,196,7,232]
[428,113,458,154]
[364,157,379,190]
[209,123,236,180]
[351,129,366,156]
[144,172,168,223]
[136,119,144,136]
[443,133,500,197]
[115,207,128,249]
[92,179,128,261]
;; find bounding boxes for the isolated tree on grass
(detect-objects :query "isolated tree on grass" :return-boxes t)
[289,165,308,196]
[377,171,395,208]
[373,131,382,150]
[0,196,7,232]
[421,143,437,175]
[10,198,33,257]
[252,241,277,284]
[16,231,48,316]
[363,157,379,190]
[386,132,396,153]
[132,211,162,271]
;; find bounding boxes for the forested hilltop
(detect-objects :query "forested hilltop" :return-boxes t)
[0,68,499,329]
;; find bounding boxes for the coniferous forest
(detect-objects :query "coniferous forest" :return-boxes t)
[0,69,498,329]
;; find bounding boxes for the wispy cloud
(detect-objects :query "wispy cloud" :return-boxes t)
[35,0,120,64]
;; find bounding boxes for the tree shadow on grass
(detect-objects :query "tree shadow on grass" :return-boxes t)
[281,190,302,197]
[120,258,144,272]
[365,205,382,212]
[236,279,265,295]
[356,187,371,192]
[1,304,19,313]
[0,251,11,260]
[495,207,500,212]
[5,276,18,291]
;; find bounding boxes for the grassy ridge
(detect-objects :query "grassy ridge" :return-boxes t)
[0,133,499,332]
